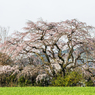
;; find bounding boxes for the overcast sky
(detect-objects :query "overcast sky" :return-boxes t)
[0,0,95,35]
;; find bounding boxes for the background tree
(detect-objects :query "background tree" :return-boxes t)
[0,19,95,77]
[0,26,9,43]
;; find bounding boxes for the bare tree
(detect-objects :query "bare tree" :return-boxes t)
[0,26,9,43]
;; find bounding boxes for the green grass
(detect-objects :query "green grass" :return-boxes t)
[0,87,95,95]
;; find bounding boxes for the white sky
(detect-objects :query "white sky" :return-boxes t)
[0,0,95,35]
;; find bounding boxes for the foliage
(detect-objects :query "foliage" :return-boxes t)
[18,76,32,86]
[51,75,65,86]
[0,65,20,86]
[1,19,95,78]
[51,71,84,86]
[6,75,16,82]
[0,19,95,87]
[85,78,94,86]
[5,75,18,87]
[0,74,17,87]
[64,71,84,86]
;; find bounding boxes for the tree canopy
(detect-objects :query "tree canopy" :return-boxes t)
[0,19,95,77]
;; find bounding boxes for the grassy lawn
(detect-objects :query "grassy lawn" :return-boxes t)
[0,87,95,95]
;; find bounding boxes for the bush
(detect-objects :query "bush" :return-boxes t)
[85,78,94,86]
[0,65,20,86]
[5,75,17,86]
[18,76,32,86]
[51,71,84,86]
[25,79,32,86]
[64,71,83,86]
[51,76,65,86]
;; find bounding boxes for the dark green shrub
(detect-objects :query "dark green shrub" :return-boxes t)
[51,71,83,86]
[5,75,17,86]
[0,74,17,87]
[85,78,94,86]
[18,76,25,86]
[6,75,16,82]
[64,71,83,86]
[51,75,65,86]
[25,79,32,86]
[18,76,32,86]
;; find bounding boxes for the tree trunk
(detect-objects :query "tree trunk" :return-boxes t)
[62,68,65,78]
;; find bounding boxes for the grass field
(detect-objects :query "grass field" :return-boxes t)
[0,87,95,95]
